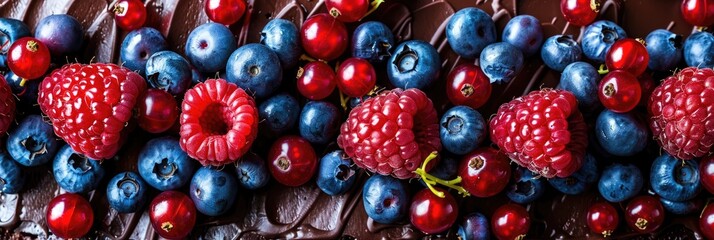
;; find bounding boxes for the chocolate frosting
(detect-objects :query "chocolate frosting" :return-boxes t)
[0,0,707,239]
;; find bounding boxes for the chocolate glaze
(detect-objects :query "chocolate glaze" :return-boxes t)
[0,0,708,239]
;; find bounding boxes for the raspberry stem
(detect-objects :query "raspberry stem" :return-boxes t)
[414,151,470,198]
[361,0,385,20]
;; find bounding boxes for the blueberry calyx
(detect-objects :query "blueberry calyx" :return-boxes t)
[21,137,47,161]
[601,26,619,43]
[249,65,261,77]
[68,153,92,173]
[117,173,140,197]
[670,34,683,49]
[443,115,464,134]
[675,161,698,185]
[394,45,418,73]
[146,73,168,91]
[374,41,392,61]
[556,35,577,47]
[336,164,355,181]
[153,158,178,179]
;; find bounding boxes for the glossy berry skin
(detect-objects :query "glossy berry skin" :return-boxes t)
[299,101,341,144]
[185,23,237,73]
[106,171,148,213]
[586,201,619,237]
[502,15,543,57]
[5,70,39,105]
[363,174,409,224]
[700,156,714,193]
[0,153,25,194]
[595,110,648,156]
[598,163,643,202]
[458,212,490,240]
[650,153,701,201]
[582,20,627,63]
[53,145,105,193]
[261,19,301,69]
[625,195,665,233]
[506,166,546,204]
[439,106,486,155]
[605,38,649,76]
[541,35,582,72]
[557,62,600,110]
[235,153,269,190]
[337,58,376,97]
[149,191,196,240]
[681,0,714,27]
[549,153,598,195]
[326,0,369,22]
[700,203,714,239]
[34,14,83,56]
[226,43,283,99]
[113,0,146,31]
[409,188,458,234]
[0,18,31,68]
[7,115,59,167]
[136,89,179,134]
[446,8,497,59]
[205,0,246,25]
[458,147,511,197]
[297,61,336,100]
[560,0,599,26]
[190,166,238,216]
[317,150,357,195]
[267,136,318,187]
[660,198,701,215]
[480,42,524,84]
[120,27,168,75]
[598,70,641,113]
[145,51,192,95]
[491,203,530,240]
[388,40,441,90]
[46,193,94,238]
[138,136,195,191]
[683,31,714,68]
[446,64,491,109]
[352,21,394,63]
[301,13,348,61]
[7,37,50,80]
[645,29,683,71]
[258,93,300,135]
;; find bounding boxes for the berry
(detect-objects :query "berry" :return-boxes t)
[605,38,650,76]
[586,201,619,237]
[458,147,511,197]
[446,7,497,59]
[388,40,441,90]
[0,18,31,68]
[185,23,237,73]
[489,89,588,178]
[700,203,714,239]
[267,136,318,187]
[149,191,196,240]
[120,27,168,75]
[204,0,246,25]
[681,0,714,27]
[581,20,627,63]
[595,109,648,156]
[138,136,196,191]
[226,43,283,99]
[235,153,269,189]
[624,195,665,233]
[650,153,701,201]
[0,152,24,194]
[502,15,544,57]
[179,79,258,165]
[299,101,341,144]
[548,153,598,195]
[409,188,458,234]
[645,29,683,71]
[683,31,714,68]
[4,70,38,106]
[598,70,641,113]
[660,198,701,215]
[326,0,369,22]
[135,89,179,134]
[53,145,105,193]
[491,203,530,240]
[560,0,599,26]
[458,212,490,240]
[440,106,486,155]
[34,14,83,56]
[351,21,394,63]
[297,61,336,100]
[506,166,545,204]
[300,13,348,61]
[260,19,302,68]
[337,88,441,179]
[638,72,656,107]
[419,156,458,187]
[701,155,714,193]
[46,193,94,238]
[557,61,600,110]
[106,171,148,213]
[7,115,59,166]
[112,0,146,31]
[258,93,300,135]
[336,57,377,97]
[362,174,409,224]
[598,163,643,202]
[480,42,524,84]
[541,35,582,72]
[38,63,147,160]
[317,150,357,195]
[7,37,50,80]
[648,67,714,160]
[190,166,238,216]
[145,50,192,95]
[445,63,491,109]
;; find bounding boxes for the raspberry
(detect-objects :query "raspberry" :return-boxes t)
[179,78,258,166]
[38,63,146,160]
[489,89,587,178]
[0,75,15,135]
[337,88,441,179]
[648,67,714,160]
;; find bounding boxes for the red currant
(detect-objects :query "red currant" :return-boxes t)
[446,63,492,109]
[606,38,650,76]
[624,195,664,233]
[297,61,336,100]
[637,73,655,107]
[301,13,348,61]
[491,203,530,240]
[267,135,318,187]
[598,70,641,113]
[586,201,619,237]
[46,193,94,238]
[699,156,714,194]
[149,191,196,240]
[409,188,458,234]
[458,147,511,198]
[337,57,376,97]
[326,0,370,23]
[205,0,246,26]
[681,0,714,27]
[7,37,50,81]
[700,203,714,239]
[113,0,147,31]
[136,89,179,133]
[560,0,600,26]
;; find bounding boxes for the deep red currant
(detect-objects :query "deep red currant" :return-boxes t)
[337,57,376,97]
[409,188,459,234]
[46,193,94,238]
[598,70,641,113]
[446,63,492,109]
[458,147,511,198]
[699,155,714,194]
[7,37,50,81]
[113,0,147,31]
[149,191,196,240]
[205,0,246,26]
[267,135,318,187]
[491,203,531,240]
[297,61,336,100]
[136,89,179,133]
[606,38,650,76]
[326,0,370,23]
[681,0,714,27]
[637,73,655,107]
[301,13,348,61]
[700,203,714,239]
[560,0,600,26]
[586,201,620,237]
[624,195,664,233]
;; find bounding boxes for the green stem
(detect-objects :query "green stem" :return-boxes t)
[361,0,385,19]
[597,64,609,75]
[414,151,470,198]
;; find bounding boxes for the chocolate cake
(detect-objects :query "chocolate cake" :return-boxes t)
[0,0,708,239]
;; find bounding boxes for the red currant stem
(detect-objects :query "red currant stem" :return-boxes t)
[19,78,27,87]
[590,0,600,12]
[299,54,317,62]
[339,90,348,110]
[413,151,470,198]
[361,0,385,20]
[598,64,609,75]
[702,198,713,219]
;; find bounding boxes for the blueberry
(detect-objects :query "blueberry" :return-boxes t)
[226,43,282,99]
[0,18,31,68]
[548,153,599,195]
[457,212,490,240]
[34,14,83,56]
[299,101,341,145]
[52,145,105,193]
[683,31,714,68]
[138,136,195,191]
[595,109,648,157]
[145,51,192,95]
[650,153,700,201]
[235,153,269,190]
[598,163,643,202]
[352,21,395,63]
[660,198,700,215]
[446,7,497,59]
[557,62,600,110]
[418,156,458,188]
[191,66,206,85]
[502,15,543,57]
[0,152,25,194]
[480,42,524,84]
[120,27,168,76]
[439,106,486,155]
[387,40,440,90]
[506,167,545,204]
[540,35,582,72]
[5,71,40,105]
[362,174,409,224]
[581,20,627,63]
[316,150,357,195]
[7,115,60,167]
[186,22,237,73]
[106,171,148,213]
[260,19,301,69]
[645,29,683,71]
[190,166,238,216]
[258,93,300,135]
